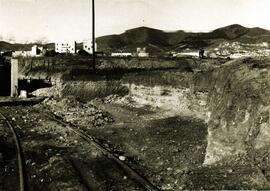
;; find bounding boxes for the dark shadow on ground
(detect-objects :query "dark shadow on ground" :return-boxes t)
[19,79,52,93]
[0,65,11,96]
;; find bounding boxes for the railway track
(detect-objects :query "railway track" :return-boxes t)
[43,111,159,191]
[0,106,159,190]
[0,111,27,191]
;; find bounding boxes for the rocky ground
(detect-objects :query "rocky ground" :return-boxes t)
[34,87,270,190]
[1,105,149,191]
[0,96,209,190]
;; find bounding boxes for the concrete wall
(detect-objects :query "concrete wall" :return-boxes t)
[11,59,18,97]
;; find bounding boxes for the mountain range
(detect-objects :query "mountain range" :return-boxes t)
[1,24,270,55]
[96,24,270,55]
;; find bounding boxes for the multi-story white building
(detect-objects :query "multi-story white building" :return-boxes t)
[83,41,97,54]
[55,41,76,54]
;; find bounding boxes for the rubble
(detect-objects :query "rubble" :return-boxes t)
[42,97,114,128]
[119,156,126,161]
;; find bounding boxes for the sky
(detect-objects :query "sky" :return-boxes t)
[0,0,270,43]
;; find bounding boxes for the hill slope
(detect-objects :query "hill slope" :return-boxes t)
[97,24,270,54]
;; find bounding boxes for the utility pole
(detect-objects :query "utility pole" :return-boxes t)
[92,0,95,70]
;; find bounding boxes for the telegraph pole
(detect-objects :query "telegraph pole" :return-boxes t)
[92,0,96,70]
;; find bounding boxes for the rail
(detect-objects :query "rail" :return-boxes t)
[0,111,26,191]
[44,112,159,191]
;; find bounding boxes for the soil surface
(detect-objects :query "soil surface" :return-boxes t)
[0,106,147,191]
[1,94,269,190]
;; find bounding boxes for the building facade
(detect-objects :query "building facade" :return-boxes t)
[12,45,44,57]
[83,41,97,54]
[55,41,76,54]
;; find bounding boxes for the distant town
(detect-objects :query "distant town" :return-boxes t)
[5,40,151,59]
[2,25,270,60]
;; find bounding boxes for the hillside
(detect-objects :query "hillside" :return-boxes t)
[97,27,171,54]
[96,24,270,55]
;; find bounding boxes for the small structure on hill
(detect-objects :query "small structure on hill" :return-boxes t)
[55,41,76,54]
[137,47,149,57]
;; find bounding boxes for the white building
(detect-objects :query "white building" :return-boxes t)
[173,52,199,58]
[55,41,76,54]
[137,47,149,57]
[83,41,97,54]
[111,53,132,57]
[31,45,43,56]
[12,45,44,57]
